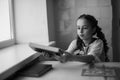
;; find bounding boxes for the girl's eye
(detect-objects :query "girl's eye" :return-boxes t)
[83,26,89,29]
[83,27,88,29]
[77,25,89,30]
[77,27,80,29]
[77,27,88,30]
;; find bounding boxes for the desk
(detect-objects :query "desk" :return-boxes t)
[0,44,40,80]
[13,61,120,80]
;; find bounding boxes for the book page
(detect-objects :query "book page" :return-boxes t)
[82,66,116,77]
[29,42,62,54]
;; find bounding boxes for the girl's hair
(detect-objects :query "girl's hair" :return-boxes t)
[76,14,109,61]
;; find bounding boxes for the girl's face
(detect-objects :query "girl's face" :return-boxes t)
[77,18,95,40]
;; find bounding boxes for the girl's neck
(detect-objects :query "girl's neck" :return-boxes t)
[83,38,93,46]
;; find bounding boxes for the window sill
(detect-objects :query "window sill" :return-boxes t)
[0,41,56,80]
[0,43,40,80]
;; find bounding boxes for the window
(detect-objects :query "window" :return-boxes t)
[0,0,15,48]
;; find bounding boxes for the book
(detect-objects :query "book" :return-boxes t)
[18,63,53,77]
[81,66,116,77]
[29,42,64,56]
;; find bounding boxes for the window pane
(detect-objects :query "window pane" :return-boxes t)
[0,0,11,42]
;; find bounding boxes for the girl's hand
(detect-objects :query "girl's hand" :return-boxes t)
[55,52,73,63]
[42,52,53,58]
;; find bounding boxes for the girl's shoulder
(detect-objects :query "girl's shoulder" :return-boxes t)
[72,39,77,43]
[94,38,103,44]
[90,38,103,47]
[70,39,77,45]
[72,39,77,42]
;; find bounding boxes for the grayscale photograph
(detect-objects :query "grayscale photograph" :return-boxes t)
[0,0,119,80]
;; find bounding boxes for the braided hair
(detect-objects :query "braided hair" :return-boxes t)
[76,14,109,61]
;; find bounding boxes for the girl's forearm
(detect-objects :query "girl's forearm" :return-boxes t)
[72,55,94,63]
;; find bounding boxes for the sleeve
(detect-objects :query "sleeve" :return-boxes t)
[87,39,103,62]
[66,39,77,53]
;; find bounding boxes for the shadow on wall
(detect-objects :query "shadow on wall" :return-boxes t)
[53,0,76,49]
[56,30,76,50]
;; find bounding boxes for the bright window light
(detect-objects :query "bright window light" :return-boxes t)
[0,0,11,41]
[0,0,14,48]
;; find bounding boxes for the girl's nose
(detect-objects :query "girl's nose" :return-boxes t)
[80,28,83,33]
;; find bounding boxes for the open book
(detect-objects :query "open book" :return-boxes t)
[82,66,116,77]
[29,42,64,56]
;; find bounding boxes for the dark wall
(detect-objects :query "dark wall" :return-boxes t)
[112,0,120,62]
[46,0,55,42]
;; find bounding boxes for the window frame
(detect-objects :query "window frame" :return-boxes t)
[0,0,15,49]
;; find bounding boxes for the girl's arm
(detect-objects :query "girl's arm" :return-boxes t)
[59,52,94,63]
[72,55,95,63]
[66,39,77,53]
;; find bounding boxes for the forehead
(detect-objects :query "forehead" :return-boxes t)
[77,18,90,26]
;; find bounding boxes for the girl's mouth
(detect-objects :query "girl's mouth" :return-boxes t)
[80,34,84,37]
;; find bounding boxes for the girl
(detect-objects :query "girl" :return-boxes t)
[56,14,109,63]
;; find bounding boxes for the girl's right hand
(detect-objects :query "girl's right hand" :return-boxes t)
[54,55,67,63]
[54,52,73,63]
[42,52,53,58]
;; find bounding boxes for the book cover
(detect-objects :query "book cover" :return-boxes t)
[18,63,53,77]
[81,66,116,77]
[29,42,66,57]
[29,42,60,53]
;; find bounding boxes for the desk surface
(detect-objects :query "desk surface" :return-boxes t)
[0,44,40,80]
[13,61,120,80]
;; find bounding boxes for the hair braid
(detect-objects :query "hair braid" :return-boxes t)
[96,26,109,61]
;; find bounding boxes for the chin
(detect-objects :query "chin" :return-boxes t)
[80,37,88,40]
[80,37,85,40]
